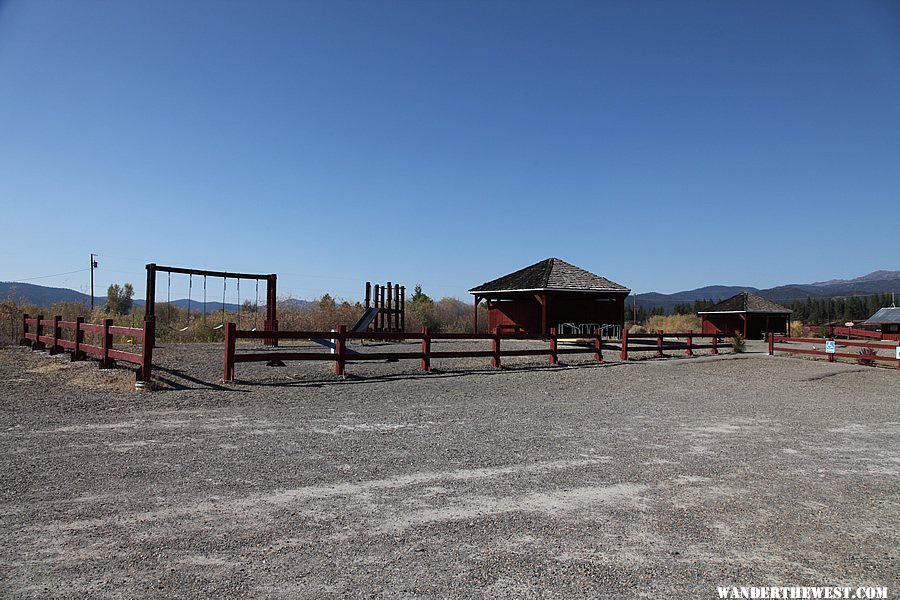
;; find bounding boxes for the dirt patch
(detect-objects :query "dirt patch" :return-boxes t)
[0,345,896,597]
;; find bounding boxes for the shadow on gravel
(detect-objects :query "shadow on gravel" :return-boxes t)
[153,366,234,391]
[235,360,627,389]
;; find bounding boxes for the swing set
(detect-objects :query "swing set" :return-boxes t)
[144,263,277,349]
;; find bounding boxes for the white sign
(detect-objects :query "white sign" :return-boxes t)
[896,346,900,361]
[825,340,836,354]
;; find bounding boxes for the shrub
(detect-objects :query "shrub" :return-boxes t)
[731,333,746,353]
[857,347,877,367]
[789,321,804,337]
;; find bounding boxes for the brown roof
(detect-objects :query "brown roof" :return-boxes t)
[469,258,630,294]
[698,292,792,315]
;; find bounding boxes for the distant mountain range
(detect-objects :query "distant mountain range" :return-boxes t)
[0,281,312,312]
[632,271,900,313]
[3,271,899,315]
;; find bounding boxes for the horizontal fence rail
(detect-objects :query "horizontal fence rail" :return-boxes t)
[222,324,723,382]
[830,327,883,340]
[619,329,723,361]
[21,314,154,381]
[769,335,900,369]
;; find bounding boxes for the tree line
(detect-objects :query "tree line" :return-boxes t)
[641,294,895,325]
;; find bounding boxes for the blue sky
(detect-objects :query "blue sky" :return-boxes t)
[1,0,898,303]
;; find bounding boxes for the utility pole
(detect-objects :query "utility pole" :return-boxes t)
[90,254,98,311]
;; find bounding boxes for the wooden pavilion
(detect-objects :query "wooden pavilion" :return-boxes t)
[698,292,791,339]
[468,258,630,336]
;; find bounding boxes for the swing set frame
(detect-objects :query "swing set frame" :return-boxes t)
[144,263,277,349]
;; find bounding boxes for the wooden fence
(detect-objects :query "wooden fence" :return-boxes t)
[223,324,724,381]
[769,335,900,369]
[21,314,154,381]
[830,326,883,340]
[620,329,721,360]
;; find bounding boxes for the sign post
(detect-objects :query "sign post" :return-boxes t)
[825,339,836,362]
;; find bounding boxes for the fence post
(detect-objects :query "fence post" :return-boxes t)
[768,332,774,355]
[50,315,62,355]
[686,329,693,356]
[223,322,235,381]
[20,313,28,346]
[620,328,629,361]
[335,324,347,377]
[140,319,154,383]
[549,327,559,365]
[72,317,85,361]
[711,334,718,355]
[491,327,501,368]
[594,330,603,362]
[656,329,664,357]
[33,314,45,351]
[100,318,115,368]
[421,326,431,372]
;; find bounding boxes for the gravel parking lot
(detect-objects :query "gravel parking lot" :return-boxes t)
[1,343,897,598]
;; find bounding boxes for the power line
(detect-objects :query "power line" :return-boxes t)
[6,268,91,282]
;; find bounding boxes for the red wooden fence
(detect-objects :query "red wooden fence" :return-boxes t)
[619,329,721,361]
[223,325,724,381]
[830,327,883,340]
[769,335,900,369]
[21,314,154,381]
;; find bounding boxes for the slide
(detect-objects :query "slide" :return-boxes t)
[351,306,380,332]
[308,307,380,354]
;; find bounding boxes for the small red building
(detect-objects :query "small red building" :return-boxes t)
[699,292,792,339]
[862,307,900,341]
[469,258,630,336]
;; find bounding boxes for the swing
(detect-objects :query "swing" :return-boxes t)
[166,272,172,328]
[236,279,241,329]
[178,274,192,332]
[213,278,227,330]
[252,280,260,332]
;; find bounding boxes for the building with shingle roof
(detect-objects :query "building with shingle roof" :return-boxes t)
[469,258,630,336]
[698,292,792,339]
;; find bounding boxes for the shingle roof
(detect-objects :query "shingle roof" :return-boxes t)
[469,258,630,294]
[698,292,792,315]
[863,307,900,324]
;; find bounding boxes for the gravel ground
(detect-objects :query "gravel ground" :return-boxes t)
[0,342,897,598]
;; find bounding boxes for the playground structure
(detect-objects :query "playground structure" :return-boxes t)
[145,264,277,348]
[365,282,405,333]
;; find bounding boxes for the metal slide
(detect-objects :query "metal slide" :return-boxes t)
[350,306,380,332]
[308,307,381,354]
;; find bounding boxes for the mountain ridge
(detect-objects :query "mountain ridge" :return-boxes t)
[3,270,899,314]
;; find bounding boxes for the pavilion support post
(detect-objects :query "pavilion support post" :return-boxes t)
[473,295,480,334]
[741,313,748,338]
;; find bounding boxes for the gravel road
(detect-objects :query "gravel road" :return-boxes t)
[0,343,896,598]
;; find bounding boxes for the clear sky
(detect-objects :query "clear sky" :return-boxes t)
[1,0,898,304]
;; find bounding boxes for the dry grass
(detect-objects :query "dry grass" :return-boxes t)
[69,371,136,392]
[630,314,702,334]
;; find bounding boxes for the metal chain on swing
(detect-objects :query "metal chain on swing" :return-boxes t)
[222,278,227,327]
[237,279,241,329]
[187,274,192,323]
[167,272,172,328]
[202,275,207,323]
[255,279,260,331]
